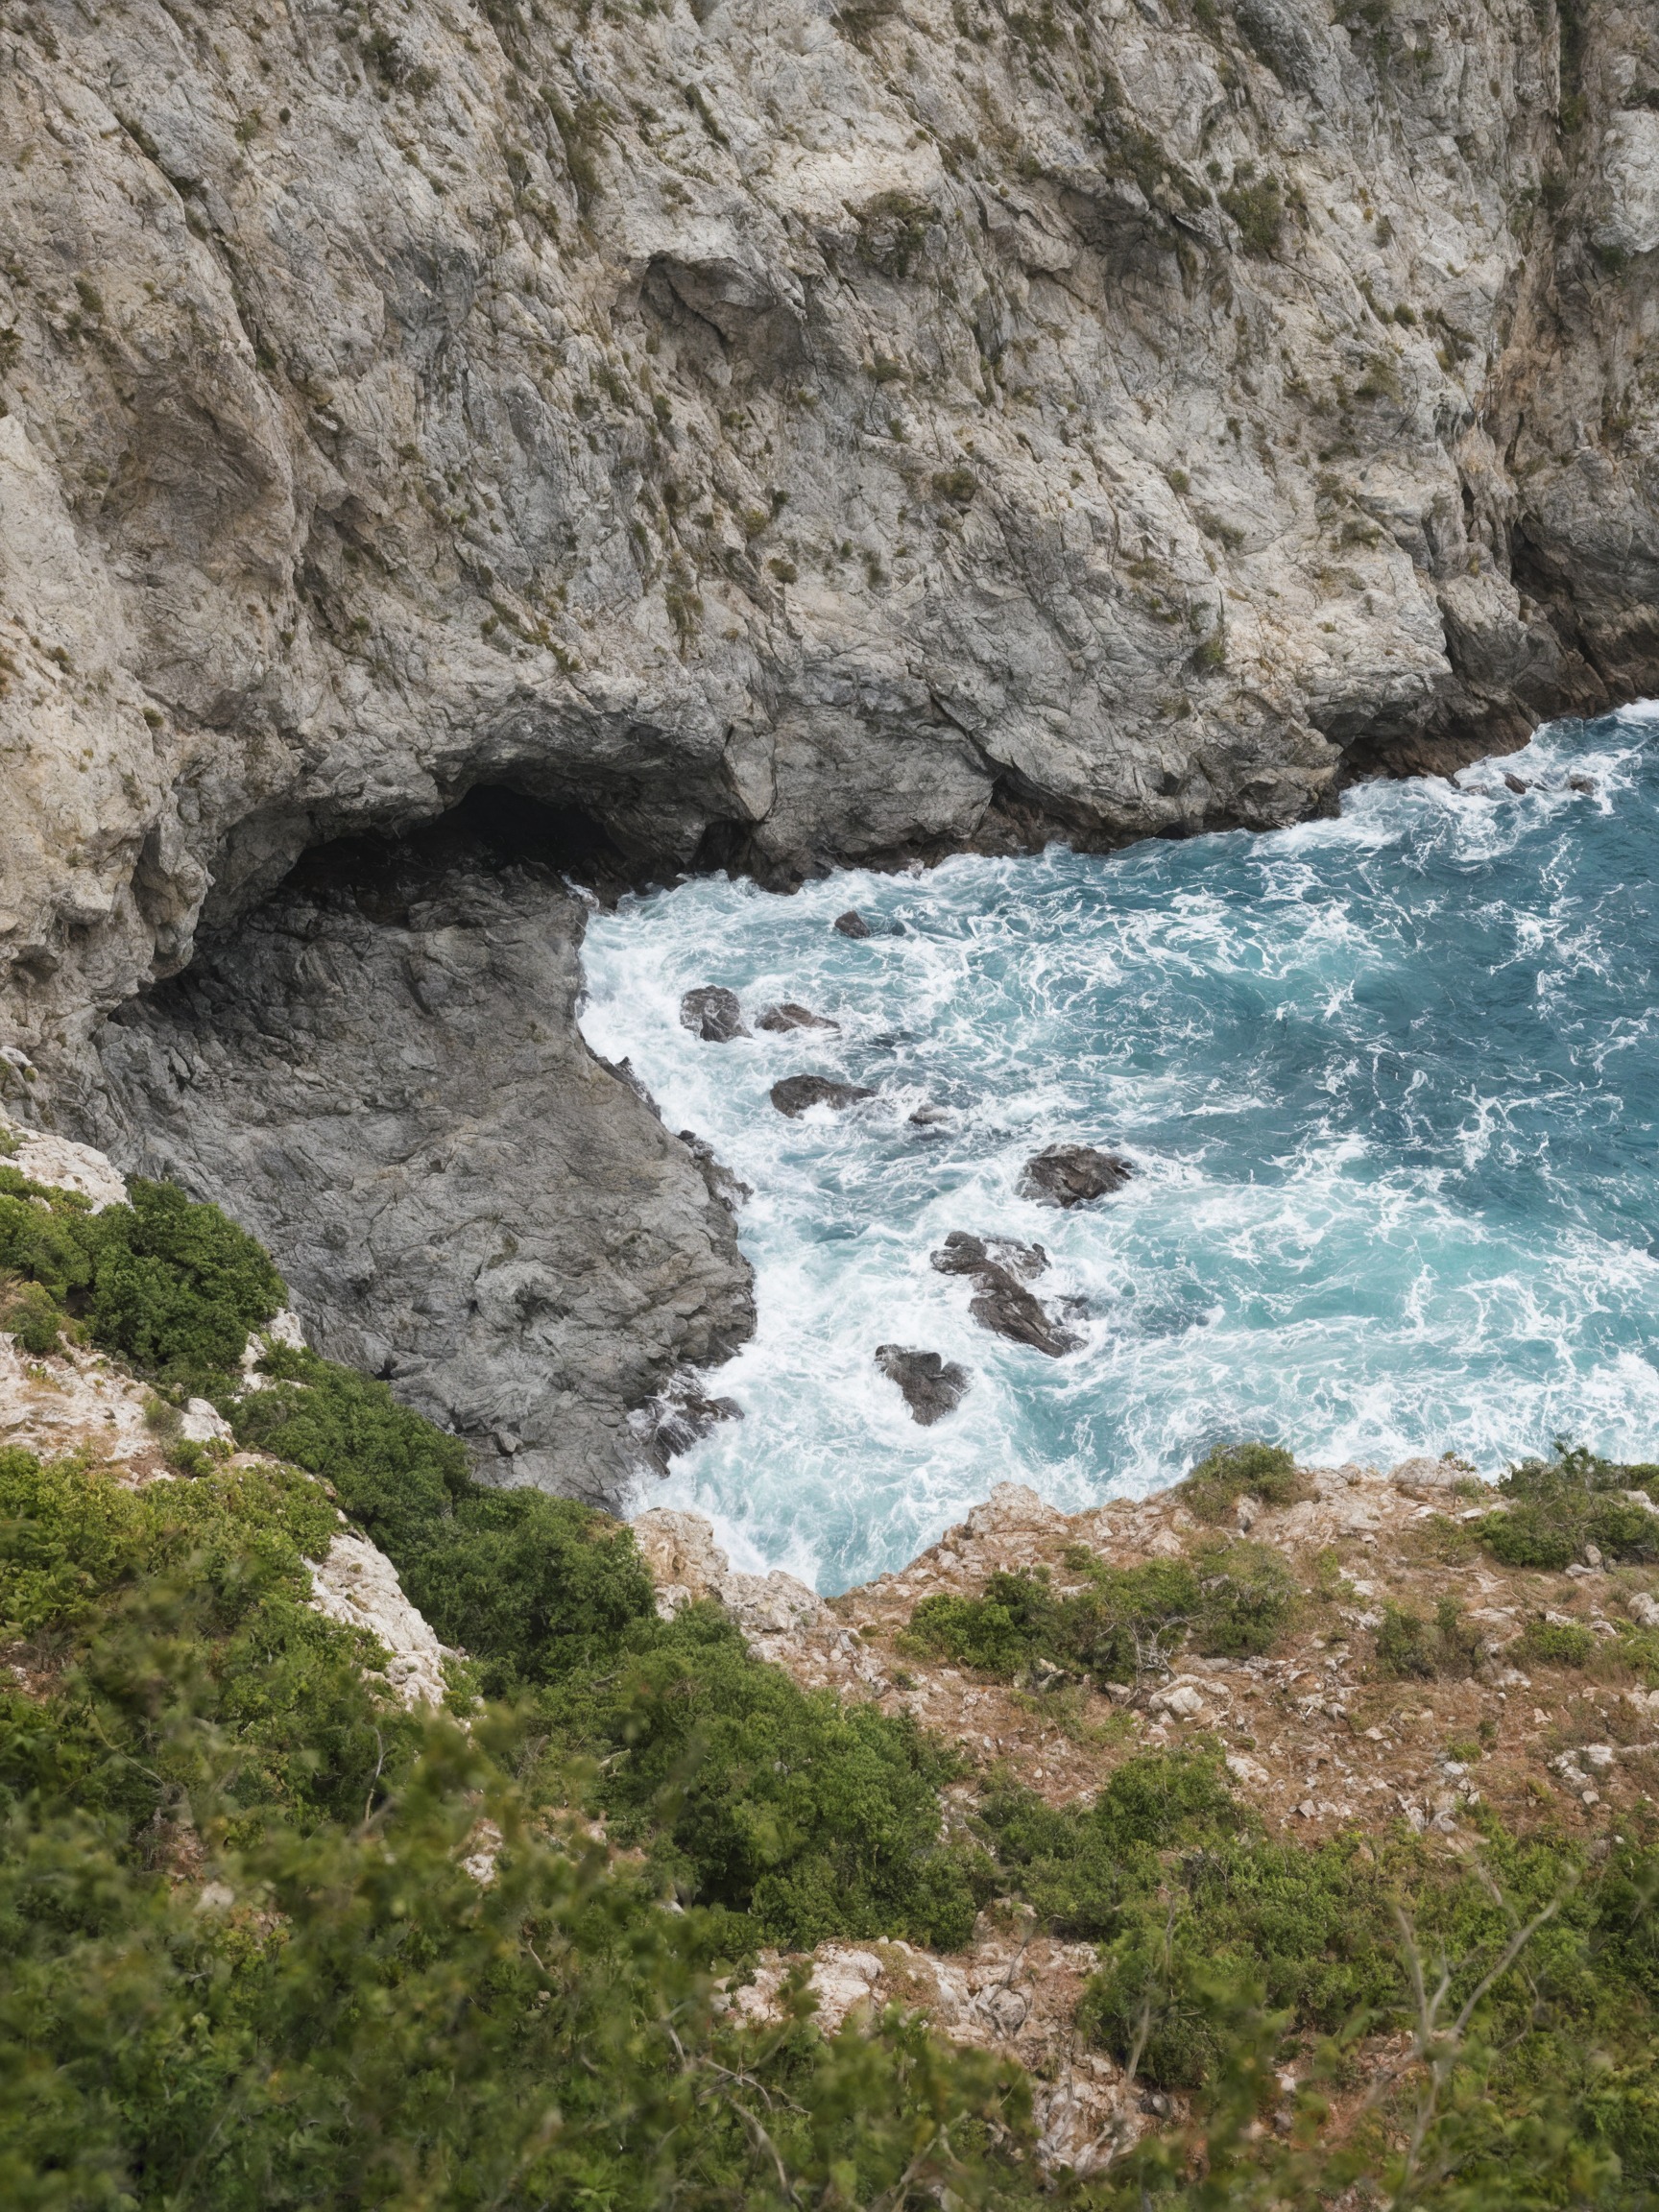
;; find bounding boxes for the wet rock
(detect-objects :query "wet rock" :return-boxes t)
[833,910,873,939]
[875,1345,972,1425]
[757,1002,840,1033]
[88,854,755,1509]
[770,1074,877,1118]
[931,1230,1048,1280]
[633,1383,744,1469]
[677,1131,752,1210]
[1503,772,1531,794]
[969,1264,1081,1358]
[680,986,749,1043]
[909,1104,950,1128]
[1569,775,1599,795]
[1019,1145,1136,1208]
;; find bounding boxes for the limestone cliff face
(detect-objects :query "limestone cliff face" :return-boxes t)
[86,815,756,1502]
[3,0,1658,1093]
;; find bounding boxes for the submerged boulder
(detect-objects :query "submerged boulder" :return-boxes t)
[680,986,749,1042]
[833,909,873,939]
[875,1344,972,1425]
[770,1073,878,1118]
[969,1266,1081,1358]
[930,1230,1048,1280]
[757,1001,840,1033]
[1019,1144,1135,1207]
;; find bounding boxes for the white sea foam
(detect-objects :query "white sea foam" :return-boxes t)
[579,709,1659,1592]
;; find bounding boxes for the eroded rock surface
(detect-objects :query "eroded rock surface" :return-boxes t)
[680,986,749,1043]
[1019,1145,1136,1209]
[874,1343,972,1426]
[5,0,1658,1112]
[85,826,755,1503]
[769,1073,877,1118]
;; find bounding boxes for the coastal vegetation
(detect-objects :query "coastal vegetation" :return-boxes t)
[10,1178,1659,2202]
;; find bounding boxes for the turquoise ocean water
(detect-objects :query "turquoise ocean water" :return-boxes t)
[579,708,1659,1593]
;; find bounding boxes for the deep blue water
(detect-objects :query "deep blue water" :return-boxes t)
[580,708,1659,1593]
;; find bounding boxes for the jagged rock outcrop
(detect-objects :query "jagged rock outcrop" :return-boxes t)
[84,818,754,1503]
[3,0,1658,1107]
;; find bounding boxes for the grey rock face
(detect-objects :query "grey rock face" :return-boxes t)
[966,1266,1081,1359]
[681,986,749,1043]
[875,1345,972,1426]
[769,1074,877,1118]
[1020,1147,1136,1208]
[86,825,755,1505]
[5,0,1659,1109]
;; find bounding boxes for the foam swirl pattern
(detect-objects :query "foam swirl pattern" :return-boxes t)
[580,709,1659,1593]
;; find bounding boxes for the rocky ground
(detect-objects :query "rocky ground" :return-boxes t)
[635,1458,1659,2167]
[83,807,755,1503]
[640,1467,1659,1849]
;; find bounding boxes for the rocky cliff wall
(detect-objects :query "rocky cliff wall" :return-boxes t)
[5,0,1659,1488]
[4,0,1659,1096]
[85,801,755,1501]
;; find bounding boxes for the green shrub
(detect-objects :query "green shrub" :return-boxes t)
[1190,1539,1301,1657]
[1515,1619,1596,1671]
[904,1543,1297,1685]
[1477,1443,1659,1573]
[1219,174,1285,256]
[543,1603,978,1950]
[1375,1597,1482,1680]
[1179,1440,1306,1524]
[0,1169,94,1303]
[0,1440,1040,2212]
[233,1348,974,1948]
[0,1167,283,1391]
[4,1283,63,1355]
[84,1178,285,1386]
[232,1348,655,1690]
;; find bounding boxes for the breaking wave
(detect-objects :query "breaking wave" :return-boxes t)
[579,709,1659,1593]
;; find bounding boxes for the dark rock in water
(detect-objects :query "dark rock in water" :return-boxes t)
[757,1001,840,1033]
[680,985,749,1042]
[928,1232,1075,1354]
[1503,772,1530,795]
[875,1344,972,1425]
[930,1229,1048,1280]
[968,1264,1081,1358]
[1020,1144,1135,1207]
[833,909,873,939]
[909,1104,950,1128]
[1569,774,1598,795]
[769,1073,878,1118]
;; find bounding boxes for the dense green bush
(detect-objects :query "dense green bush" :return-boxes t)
[0,1443,1038,2212]
[1515,1619,1596,1671]
[905,1542,1298,1686]
[1479,1443,1659,1572]
[0,1167,283,1390]
[231,1348,654,1690]
[0,1445,412,1843]
[231,1345,977,1950]
[1375,1596,1483,1680]
[1178,1439,1308,1524]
